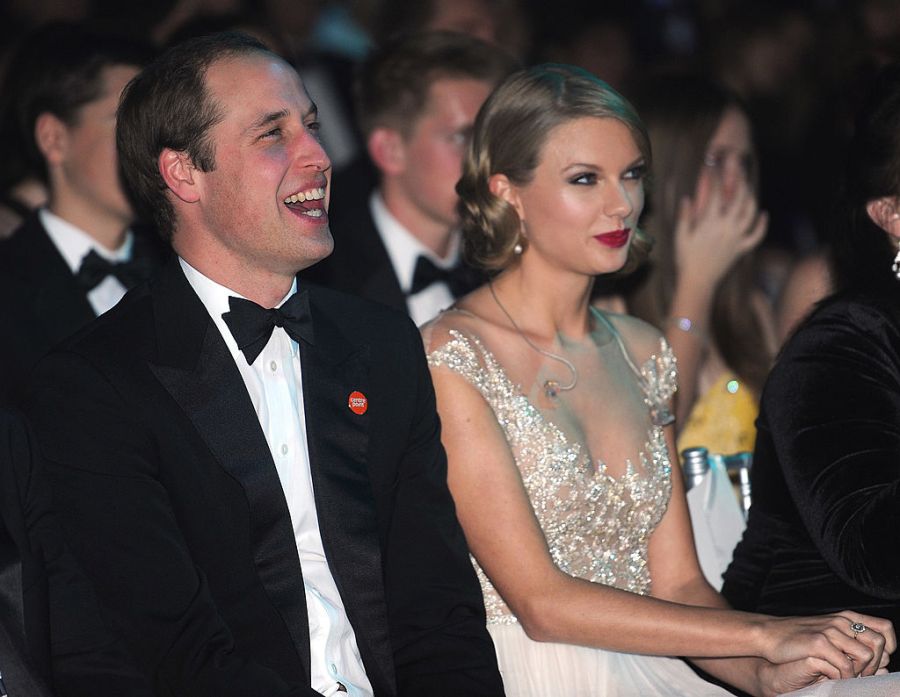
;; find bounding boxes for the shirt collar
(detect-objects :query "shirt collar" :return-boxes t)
[369,190,460,293]
[40,208,133,273]
[179,257,298,356]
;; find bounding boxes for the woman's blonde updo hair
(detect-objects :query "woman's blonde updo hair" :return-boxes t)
[457,63,652,272]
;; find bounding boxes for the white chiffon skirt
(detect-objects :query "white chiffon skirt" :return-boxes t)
[489,623,731,697]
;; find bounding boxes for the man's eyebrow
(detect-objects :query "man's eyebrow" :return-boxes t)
[245,109,289,134]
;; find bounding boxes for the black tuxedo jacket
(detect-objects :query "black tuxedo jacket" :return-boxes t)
[0,410,54,697]
[0,212,166,406]
[722,290,900,671]
[24,259,502,696]
[304,189,408,312]
[0,410,152,697]
[303,186,484,315]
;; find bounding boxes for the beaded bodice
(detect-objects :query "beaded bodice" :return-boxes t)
[427,327,677,624]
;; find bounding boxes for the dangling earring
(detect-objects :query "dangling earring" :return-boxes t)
[513,241,524,255]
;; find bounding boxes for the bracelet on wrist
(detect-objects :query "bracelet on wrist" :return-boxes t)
[668,316,707,341]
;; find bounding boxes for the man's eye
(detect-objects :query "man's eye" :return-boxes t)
[448,132,468,148]
[261,127,282,140]
[306,121,321,133]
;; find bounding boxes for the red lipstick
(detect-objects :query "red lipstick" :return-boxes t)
[594,228,630,248]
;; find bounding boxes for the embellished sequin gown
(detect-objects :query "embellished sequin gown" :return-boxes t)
[423,308,731,696]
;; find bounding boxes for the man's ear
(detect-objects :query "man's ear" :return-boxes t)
[367,127,406,177]
[488,173,525,222]
[159,148,201,203]
[34,112,68,166]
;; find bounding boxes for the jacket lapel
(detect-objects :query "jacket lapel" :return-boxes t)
[302,288,395,694]
[146,260,312,677]
[14,215,96,340]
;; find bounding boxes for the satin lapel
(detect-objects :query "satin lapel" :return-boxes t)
[301,292,395,693]
[358,260,407,313]
[147,261,311,677]
[356,210,407,312]
[18,218,96,340]
[332,206,407,312]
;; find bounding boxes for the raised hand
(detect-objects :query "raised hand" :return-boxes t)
[673,174,767,295]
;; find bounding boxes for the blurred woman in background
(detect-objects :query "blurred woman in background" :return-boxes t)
[626,75,775,457]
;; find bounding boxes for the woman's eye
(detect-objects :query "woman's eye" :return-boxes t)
[571,172,597,185]
[703,152,724,170]
[624,164,646,181]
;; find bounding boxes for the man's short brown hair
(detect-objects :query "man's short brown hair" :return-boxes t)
[354,31,517,139]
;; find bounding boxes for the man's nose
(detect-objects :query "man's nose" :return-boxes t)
[297,129,331,172]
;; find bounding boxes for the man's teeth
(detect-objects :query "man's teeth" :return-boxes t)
[283,187,326,205]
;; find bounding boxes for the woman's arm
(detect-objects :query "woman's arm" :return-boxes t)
[430,363,890,687]
[645,425,889,694]
[775,252,831,343]
[665,177,767,423]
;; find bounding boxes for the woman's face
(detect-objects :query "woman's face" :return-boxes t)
[508,116,646,277]
[694,107,755,211]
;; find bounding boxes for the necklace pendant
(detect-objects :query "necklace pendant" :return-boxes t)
[544,379,560,399]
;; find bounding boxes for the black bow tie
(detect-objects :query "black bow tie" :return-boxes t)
[76,249,154,291]
[410,255,480,297]
[221,290,315,365]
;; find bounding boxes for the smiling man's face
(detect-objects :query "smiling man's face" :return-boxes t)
[189,53,334,279]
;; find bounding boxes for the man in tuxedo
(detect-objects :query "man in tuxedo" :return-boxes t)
[0,24,163,406]
[25,32,502,696]
[305,32,515,325]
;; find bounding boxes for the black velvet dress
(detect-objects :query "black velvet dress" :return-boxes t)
[722,289,900,671]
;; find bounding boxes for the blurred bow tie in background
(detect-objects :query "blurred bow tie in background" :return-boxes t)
[410,255,483,297]
[76,249,155,291]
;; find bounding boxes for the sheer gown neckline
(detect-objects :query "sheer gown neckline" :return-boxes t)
[425,310,678,617]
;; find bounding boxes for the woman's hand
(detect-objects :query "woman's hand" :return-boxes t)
[673,175,767,295]
[758,611,894,680]
[756,657,834,697]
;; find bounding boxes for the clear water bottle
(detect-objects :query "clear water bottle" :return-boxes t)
[681,447,710,491]
[722,451,753,519]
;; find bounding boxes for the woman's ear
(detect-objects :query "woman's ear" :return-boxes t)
[488,173,525,222]
[866,196,900,237]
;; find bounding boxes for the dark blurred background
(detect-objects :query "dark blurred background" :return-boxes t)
[2,0,896,274]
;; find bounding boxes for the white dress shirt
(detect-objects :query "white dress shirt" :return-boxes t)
[369,191,460,327]
[180,258,373,697]
[40,208,134,317]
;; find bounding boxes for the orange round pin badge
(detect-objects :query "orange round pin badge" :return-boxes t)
[348,391,368,415]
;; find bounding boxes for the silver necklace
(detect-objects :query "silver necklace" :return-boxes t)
[489,281,578,399]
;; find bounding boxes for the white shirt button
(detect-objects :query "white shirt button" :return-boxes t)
[281,443,289,455]
[330,663,338,676]
[269,360,278,372]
